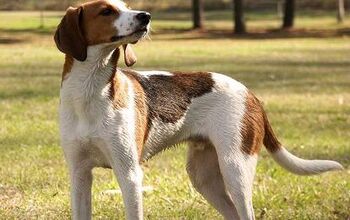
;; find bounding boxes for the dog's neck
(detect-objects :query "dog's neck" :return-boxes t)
[75,44,118,76]
[61,44,120,103]
[66,44,120,83]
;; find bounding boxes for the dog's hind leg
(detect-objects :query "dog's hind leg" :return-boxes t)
[214,141,258,220]
[186,141,240,220]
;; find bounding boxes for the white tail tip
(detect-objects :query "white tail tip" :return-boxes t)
[271,147,344,175]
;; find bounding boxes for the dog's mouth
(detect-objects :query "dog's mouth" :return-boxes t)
[110,27,148,43]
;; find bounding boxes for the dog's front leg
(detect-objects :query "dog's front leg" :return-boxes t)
[109,142,143,220]
[66,153,94,220]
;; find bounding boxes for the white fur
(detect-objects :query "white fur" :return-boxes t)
[271,147,344,175]
[142,116,187,160]
[108,0,128,10]
[61,48,343,219]
[60,45,143,220]
[109,77,144,220]
[59,2,343,220]
[135,70,173,78]
[140,72,248,160]
[136,72,257,219]
[206,74,257,220]
[111,0,146,37]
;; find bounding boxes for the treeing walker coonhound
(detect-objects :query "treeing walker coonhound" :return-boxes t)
[54,0,344,219]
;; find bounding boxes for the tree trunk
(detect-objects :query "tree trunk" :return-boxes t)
[39,10,44,28]
[277,0,283,18]
[192,0,204,29]
[233,0,246,34]
[282,0,295,29]
[337,0,345,23]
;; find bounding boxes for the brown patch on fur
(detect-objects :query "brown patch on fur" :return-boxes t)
[54,6,87,61]
[61,55,74,85]
[241,91,281,155]
[110,71,129,109]
[81,0,120,45]
[108,49,129,109]
[121,70,214,159]
[54,0,124,61]
[128,71,214,124]
[241,92,265,155]
[128,77,149,158]
[262,108,282,153]
[108,53,148,157]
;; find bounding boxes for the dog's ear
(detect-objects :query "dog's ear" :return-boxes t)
[123,44,137,67]
[54,6,87,62]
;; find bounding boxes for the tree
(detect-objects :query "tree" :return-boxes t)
[36,1,45,28]
[233,0,246,34]
[277,0,283,18]
[282,0,295,29]
[39,10,44,28]
[337,0,345,23]
[192,0,204,29]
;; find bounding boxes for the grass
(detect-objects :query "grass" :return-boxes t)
[0,10,349,219]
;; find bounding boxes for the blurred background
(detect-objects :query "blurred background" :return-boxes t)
[0,0,349,219]
[0,0,349,31]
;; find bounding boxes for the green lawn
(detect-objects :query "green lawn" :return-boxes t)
[0,10,349,219]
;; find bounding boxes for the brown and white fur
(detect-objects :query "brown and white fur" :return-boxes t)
[54,0,344,219]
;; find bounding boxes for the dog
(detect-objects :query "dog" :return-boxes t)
[54,0,344,219]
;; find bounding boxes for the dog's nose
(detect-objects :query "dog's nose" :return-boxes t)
[136,12,151,25]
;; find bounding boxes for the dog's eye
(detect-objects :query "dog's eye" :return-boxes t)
[100,8,113,16]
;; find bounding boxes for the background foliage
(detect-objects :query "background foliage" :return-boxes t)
[0,0,349,11]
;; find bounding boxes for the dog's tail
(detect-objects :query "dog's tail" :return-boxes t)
[263,112,344,175]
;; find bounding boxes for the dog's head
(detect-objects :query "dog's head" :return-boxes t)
[54,0,150,66]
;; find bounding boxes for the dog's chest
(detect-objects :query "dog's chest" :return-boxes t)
[59,71,115,144]
[60,104,104,140]
[59,76,116,167]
